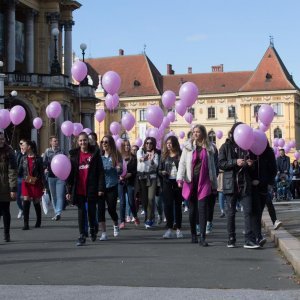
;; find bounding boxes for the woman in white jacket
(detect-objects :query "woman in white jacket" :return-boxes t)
[177,125,217,246]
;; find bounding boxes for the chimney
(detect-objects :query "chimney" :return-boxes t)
[188,67,192,74]
[119,49,124,56]
[211,64,224,72]
[167,64,175,75]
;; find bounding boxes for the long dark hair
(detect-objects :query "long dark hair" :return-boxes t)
[162,136,181,160]
[191,124,210,149]
[293,160,299,169]
[101,135,122,167]
[142,137,157,153]
[24,140,37,155]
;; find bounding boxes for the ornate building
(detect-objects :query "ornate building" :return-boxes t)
[0,0,97,152]
[88,44,300,152]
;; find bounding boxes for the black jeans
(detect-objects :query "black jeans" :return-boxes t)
[207,193,216,223]
[264,191,277,224]
[77,196,97,235]
[251,186,265,240]
[225,193,255,243]
[0,202,11,234]
[98,185,118,224]
[162,179,182,229]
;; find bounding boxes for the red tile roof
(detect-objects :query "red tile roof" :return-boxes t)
[239,46,298,92]
[86,55,162,97]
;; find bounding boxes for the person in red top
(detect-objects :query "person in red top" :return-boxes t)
[66,132,105,246]
[18,140,44,230]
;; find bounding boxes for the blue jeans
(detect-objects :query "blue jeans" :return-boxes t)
[218,192,225,212]
[118,182,137,222]
[16,177,23,211]
[48,177,66,216]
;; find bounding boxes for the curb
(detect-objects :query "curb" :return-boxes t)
[262,212,300,277]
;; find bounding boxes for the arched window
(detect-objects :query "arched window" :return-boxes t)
[208,130,216,144]
[274,127,282,138]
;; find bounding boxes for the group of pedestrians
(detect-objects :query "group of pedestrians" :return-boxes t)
[0,122,286,248]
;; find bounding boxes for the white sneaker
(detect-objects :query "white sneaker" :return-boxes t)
[113,225,120,237]
[274,220,282,230]
[176,229,183,239]
[131,217,135,223]
[99,232,108,241]
[141,210,145,215]
[17,210,23,219]
[163,229,173,239]
[184,206,188,212]
[126,216,131,223]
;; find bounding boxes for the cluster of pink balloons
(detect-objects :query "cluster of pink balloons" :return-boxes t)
[102,71,121,111]
[0,105,26,129]
[273,138,296,157]
[257,105,274,131]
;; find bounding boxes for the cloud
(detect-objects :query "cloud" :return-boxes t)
[185,34,207,42]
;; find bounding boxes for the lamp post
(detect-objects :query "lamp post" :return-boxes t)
[50,28,61,75]
[80,43,88,85]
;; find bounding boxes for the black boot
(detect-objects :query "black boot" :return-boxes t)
[199,234,208,247]
[33,202,42,228]
[191,234,198,243]
[4,232,10,242]
[90,228,97,242]
[22,201,30,230]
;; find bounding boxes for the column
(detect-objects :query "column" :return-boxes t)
[82,113,92,130]
[26,9,35,73]
[0,73,6,110]
[64,20,74,80]
[7,1,16,72]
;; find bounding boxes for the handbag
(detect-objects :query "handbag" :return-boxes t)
[24,175,38,185]
[41,191,51,215]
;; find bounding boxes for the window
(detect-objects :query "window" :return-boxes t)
[272,103,283,116]
[139,109,146,121]
[208,107,215,119]
[253,105,261,116]
[121,132,129,140]
[121,110,127,118]
[274,127,282,138]
[228,106,236,118]
[208,130,216,144]
[188,107,195,119]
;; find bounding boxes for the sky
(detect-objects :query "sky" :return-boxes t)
[73,0,300,84]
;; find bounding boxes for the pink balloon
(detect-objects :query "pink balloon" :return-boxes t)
[179,131,185,139]
[120,159,127,177]
[116,138,123,150]
[73,123,83,136]
[110,122,121,135]
[216,130,223,139]
[50,154,71,180]
[162,90,176,109]
[179,82,199,107]
[184,112,193,124]
[258,104,274,126]
[250,129,268,155]
[46,105,51,118]
[105,94,119,110]
[233,124,254,150]
[112,94,119,108]
[289,140,296,148]
[283,145,290,154]
[33,117,43,130]
[48,101,62,119]
[156,140,161,150]
[148,127,159,139]
[167,111,176,123]
[95,109,106,123]
[121,112,135,131]
[112,134,119,142]
[10,105,26,125]
[83,128,92,134]
[175,101,186,117]
[102,71,121,95]
[161,116,170,129]
[259,122,269,132]
[71,61,88,82]
[146,106,164,128]
[278,138,285,147]
[0,109,11,129]
[61,121,74,137]
[273,147,279,156]
[135,138,143,147]
[294,152,300,160]
[157,126,165,140]
[273,138,279,147]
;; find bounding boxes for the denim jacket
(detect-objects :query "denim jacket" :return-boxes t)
[101,155,122,189]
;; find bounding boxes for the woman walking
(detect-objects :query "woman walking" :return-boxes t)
[98,135,123,241]
[119,140,140,228]
[19,140,44,230]
[66,132,105,246]
[177,125,217,246]
[0,132,17,241]
[291,160,300,199]
[137,137,160,229]
[159,136,183,239]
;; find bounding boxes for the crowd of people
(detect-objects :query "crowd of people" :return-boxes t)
[0,122,288,248]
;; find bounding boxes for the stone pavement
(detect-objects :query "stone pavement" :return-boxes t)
[0,202,299,299]
[262,200,300,278]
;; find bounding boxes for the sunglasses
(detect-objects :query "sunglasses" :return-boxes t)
[101,140,108,144]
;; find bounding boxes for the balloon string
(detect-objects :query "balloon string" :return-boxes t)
[10,125,16,146]
[79,85,82,124]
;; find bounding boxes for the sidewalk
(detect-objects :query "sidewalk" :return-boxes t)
[262,200,300,277]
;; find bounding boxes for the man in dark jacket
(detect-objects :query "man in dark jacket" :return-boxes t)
[276,149,290,177]
[218,122,259,249]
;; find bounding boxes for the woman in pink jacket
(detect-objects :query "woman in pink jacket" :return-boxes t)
[177,125,217,246]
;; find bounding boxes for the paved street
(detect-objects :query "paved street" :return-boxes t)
[0,204,299,299]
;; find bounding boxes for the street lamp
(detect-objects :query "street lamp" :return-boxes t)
[229,105,237,124]
[50,28,61,75]
[80,43,88,85]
